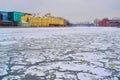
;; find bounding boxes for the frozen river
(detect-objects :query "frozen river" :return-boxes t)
[0,27,120,80]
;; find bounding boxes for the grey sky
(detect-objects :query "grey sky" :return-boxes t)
[0,0,120,22]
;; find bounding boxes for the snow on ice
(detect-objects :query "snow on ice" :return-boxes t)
[0,27,120,80]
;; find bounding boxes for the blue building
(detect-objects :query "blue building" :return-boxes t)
[0,11,8,21]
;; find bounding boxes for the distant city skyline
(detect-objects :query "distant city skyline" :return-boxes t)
[0,0,120,22]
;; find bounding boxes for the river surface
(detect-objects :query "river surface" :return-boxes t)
[0,27,120,80]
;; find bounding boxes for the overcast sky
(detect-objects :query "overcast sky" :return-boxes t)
[0,0,120,22]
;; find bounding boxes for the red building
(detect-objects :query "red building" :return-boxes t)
[98,18,120,27]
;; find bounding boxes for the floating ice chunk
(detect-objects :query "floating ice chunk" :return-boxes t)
[26,58,39,64]
[2,75,21,80]
[24,66,44,76]
[0,64,8,76]
[0,68,7,76]
[11,66,24,71]
[90,67,111,77]
[0,41,17,46]
[77,73,98,80]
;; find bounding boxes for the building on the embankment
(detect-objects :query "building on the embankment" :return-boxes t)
[0,11,70,27]
[98,18,120,27]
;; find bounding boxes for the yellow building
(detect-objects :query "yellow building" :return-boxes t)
[21,14,31,22]
[21,14,67,27]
